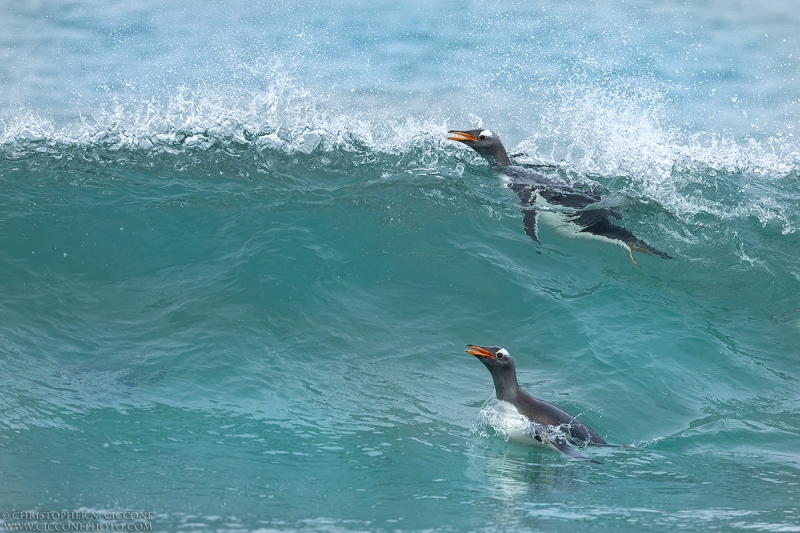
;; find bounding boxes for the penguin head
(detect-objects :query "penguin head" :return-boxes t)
[448,129,511,167]
[465,345,515,372]
[466,344,520,401]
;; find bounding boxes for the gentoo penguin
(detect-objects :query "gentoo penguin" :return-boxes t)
[466,344,607,461]
[448,129,670,264]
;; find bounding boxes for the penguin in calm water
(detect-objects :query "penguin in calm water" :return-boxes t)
[466,344,607,461]
[448,129,670,264]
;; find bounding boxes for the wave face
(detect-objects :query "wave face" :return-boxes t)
[2,1,800,532]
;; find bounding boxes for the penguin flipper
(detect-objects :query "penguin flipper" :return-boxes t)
[507,182,541,245]
[522,208,540,244]
[541,434,592,462]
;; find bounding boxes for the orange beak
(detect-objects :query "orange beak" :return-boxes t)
[466,345,494,359]
[448,131,477,142]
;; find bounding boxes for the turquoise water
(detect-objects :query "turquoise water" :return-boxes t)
[2,1,800,531]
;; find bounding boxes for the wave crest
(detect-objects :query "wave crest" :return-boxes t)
[2,72,798,234]
[0,64,452,169]
[515,84,800,233]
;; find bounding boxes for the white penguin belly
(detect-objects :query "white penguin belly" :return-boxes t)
[482,399,548,448]
[534,195,632,252]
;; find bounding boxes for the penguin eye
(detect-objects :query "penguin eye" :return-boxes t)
[496,353,504,359]
[478,134,486,141]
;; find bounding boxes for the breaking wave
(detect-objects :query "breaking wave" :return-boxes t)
[2,69,798,234]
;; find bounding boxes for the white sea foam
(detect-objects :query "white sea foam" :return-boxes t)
[516,83,800,233]
[2,69,798,233]
[0,63,453,164]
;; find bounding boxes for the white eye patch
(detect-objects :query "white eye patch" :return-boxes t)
[497,348,509,357]
[479,129,494,138]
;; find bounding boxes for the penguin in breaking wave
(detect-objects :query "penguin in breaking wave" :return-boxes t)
[448,129,670,264]
[466,344,608,461]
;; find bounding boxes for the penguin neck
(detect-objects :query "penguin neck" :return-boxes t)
[475,143,511,168]
[486,149,511,169]
[490,369,521,404]
[501,149,512,167]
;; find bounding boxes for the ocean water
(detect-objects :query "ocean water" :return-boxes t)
[2,1,800,531]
